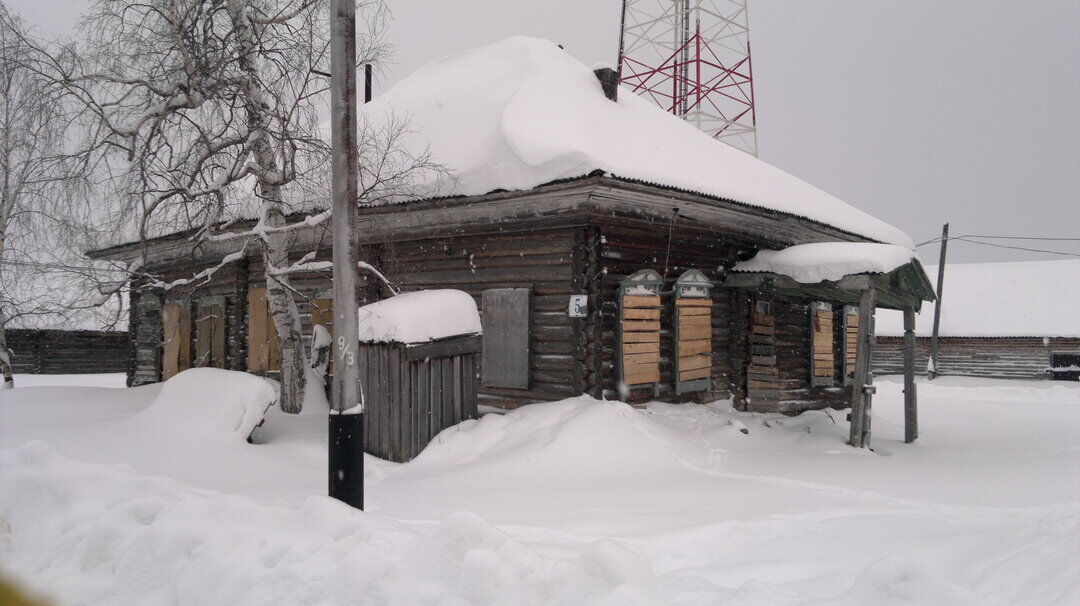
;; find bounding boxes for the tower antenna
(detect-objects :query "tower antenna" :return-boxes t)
[618,0,758,156]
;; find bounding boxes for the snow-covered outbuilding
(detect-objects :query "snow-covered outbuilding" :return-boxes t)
[875,260,1080,380]
[88,37,934,442]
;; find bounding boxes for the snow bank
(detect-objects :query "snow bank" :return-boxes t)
[731,242,917,283]
[358,289,481,343]
[135,368,277,442]
[876,259,1080,337]
[361,36,914,248]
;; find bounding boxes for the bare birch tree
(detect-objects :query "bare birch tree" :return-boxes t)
[0,4,93,388]
[10,1,440,411]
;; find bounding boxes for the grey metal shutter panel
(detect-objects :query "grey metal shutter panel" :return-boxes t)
[481,288,531,389]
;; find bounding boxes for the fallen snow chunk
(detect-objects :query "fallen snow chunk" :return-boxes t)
[731,242,917,283]
[358,289,481,343]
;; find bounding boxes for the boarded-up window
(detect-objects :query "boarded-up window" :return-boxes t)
[674,270,713,394]
[195,296,227,369]
[747,297,779,396]
[247,287,280,372]
[810,302,835,386]
[618,270,663,391]
[843,306,859,384]
[162,302,191,380]
[481,288,530,389]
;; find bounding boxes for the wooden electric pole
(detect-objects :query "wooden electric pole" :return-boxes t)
[928,223,948,380]
[328,0,363,509]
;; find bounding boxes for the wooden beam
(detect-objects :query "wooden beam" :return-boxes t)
[903,307,918,443]
[848,288,877,448]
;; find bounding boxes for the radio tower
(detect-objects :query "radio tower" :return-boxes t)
[618,0,758,156]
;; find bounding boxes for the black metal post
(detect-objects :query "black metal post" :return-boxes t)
[329,412,363,508]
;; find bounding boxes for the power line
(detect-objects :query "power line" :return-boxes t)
[950,237,1080,257]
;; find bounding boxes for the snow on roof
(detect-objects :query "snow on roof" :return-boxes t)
[358,289,481,344]
[876,259,1080,337]
[731,242,917,283]
[361,36,914,248]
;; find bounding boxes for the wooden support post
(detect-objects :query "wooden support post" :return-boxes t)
[903,307,918,443]
[928,222,948,379]
[848,288,877,448]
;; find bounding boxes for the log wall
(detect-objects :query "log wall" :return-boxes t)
[7,329,130,375]
[873,336,1080,380]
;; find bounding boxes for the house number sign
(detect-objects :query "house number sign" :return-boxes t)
[568,295,588,317]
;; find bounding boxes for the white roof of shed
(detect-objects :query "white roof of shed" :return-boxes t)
[360,37,914,248]
[875,259,1080,338]
[358,290,481,344]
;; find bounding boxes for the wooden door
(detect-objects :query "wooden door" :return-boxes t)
[247,288,279,372]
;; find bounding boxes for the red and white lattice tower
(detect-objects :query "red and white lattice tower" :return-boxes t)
[618,0,758,156]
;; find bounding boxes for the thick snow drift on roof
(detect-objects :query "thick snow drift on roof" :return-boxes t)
[731,242,916,283]
[358,289,481,343]
[876,259,1080,337]
[361,36,913,248]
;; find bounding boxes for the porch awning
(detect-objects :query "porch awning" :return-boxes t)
[725,243,936,311]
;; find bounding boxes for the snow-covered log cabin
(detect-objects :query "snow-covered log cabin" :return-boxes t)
[875,260,1080,380]
[88,37,935,418]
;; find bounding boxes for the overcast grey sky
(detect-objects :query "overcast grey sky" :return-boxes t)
[9,0,1079,262]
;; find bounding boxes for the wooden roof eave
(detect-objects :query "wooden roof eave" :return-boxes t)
[724,260,935,311]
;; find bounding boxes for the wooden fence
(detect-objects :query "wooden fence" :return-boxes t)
[357,334,481,462]
[7,329,130,375]
[873,336,1080,380]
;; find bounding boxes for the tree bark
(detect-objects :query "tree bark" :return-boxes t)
[227,0,307,412]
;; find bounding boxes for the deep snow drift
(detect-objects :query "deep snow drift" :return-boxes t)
[2,370,1079,605]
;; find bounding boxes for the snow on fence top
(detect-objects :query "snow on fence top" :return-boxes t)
[358,289,482,344]
[361,36,914,248]
[731,242,916,284]
[876,259,1080,338]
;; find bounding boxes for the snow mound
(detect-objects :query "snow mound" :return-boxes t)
[135,368,277,443]
[362,36,913,247]
[358,289,481,343]
[731,242,917,283]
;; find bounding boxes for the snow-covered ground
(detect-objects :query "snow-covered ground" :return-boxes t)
[2,371,1078,605]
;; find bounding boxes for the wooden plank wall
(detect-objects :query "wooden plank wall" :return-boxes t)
[873,336,1080,380]
[595,223,746,403]
[378,229,580,408]
[621,294,662,386]
[7,329,130,375]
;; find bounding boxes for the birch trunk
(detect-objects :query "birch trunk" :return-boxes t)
[228,0,307,412]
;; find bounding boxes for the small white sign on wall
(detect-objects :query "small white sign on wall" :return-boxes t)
[568,294,588,318]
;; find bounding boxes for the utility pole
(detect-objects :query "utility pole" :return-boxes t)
[928,223,949,380]
[328,0,363,509]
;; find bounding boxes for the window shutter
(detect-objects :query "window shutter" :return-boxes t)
[843,306,859,384]
[162,302,191,379]
[247,288,280,372]
[619,270,663,393]
[810,302,835,386]
[481,288,530,389]
[196,297,227,368]
[674,270,713,394]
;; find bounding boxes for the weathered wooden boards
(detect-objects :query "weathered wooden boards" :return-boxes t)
[873,336,1080,380]
[6,329,129,375]
[358,335,480,463]
[843,308,859,382]
[162,303,191,380]
[810,304,834,386]
[246,288,279,373]
[195,297,226,369]
[746,300,779,403]
[675,297,712,384]
[621,294,661,385]
[481,288,531,389]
